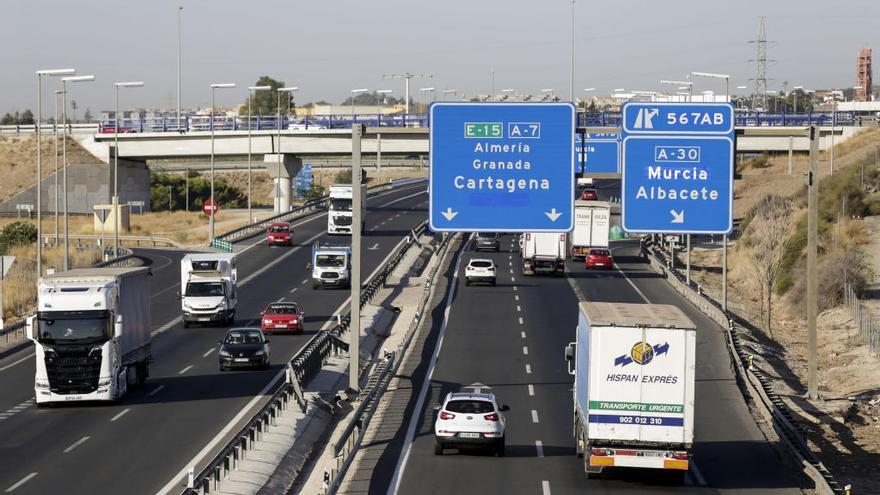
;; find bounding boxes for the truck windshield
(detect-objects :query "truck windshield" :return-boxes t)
[185,282,225,297]
[330,198,352,211]
[37,311,110,344]
[316,254,346,267]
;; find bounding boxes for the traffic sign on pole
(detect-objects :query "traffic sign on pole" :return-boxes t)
[621,102,734,234]
[203,199,219,217]
[576,131,620,175]
[429,102,575,232]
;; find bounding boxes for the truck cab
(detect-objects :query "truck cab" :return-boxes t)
[328,184,367,235]
[310,244,352,289]
[180,253,238,327]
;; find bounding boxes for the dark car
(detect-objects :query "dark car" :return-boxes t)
[580,188,599,201]
[474,232,500,252]
[219,328,270,370]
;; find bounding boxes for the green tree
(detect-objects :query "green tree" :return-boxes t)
[150,172,247,212]
[239,76,293,116]
[17,109,34,125]
[0,113,13,125]
[0,220,37,254]
[83,108,93,122]
[340,91,404,106]
[298,184,326,202]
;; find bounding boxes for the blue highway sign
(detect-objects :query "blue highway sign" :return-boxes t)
[429,102,575,232]
[621,102,734,234]
[576,132,619,175]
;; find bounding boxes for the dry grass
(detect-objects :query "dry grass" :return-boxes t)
[0,134,101,203]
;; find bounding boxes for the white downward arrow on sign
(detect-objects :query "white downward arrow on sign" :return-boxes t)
[545,208,563,222]
[670,210,685,224]
[441,208,458,221]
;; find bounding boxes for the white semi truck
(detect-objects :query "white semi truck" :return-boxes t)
[28,267,151,405]
[180,253,238,327]
[565,302,696,478]
[521,232,566,276]
[569,200,611,260]
[328,184,367,235]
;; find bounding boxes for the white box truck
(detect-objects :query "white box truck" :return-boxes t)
[565,302,696,478]
[180,253,238,327]
[328,184,367,235]
[570,200,611,260]
[521,232,566,276]
[310,243,352,289]
[28,267,151,404]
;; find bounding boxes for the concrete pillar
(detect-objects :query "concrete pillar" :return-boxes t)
[263,154,303,213]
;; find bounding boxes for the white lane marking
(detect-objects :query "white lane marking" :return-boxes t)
[542,480,551,495]
[512,286,517,292]
[178,365,193,375]
[514,295,519,301]
[508,255,512,259]
[516,305,521,312]
[0,399,34,421]
[690,460,708,486]
[523,346,529,355]
[0,353,35,372]
[531,410,539,423]
[290,287,297,293]
[525,364,532,374]
[608,246,651,303]
[202,348,215,358]
[110,408,131,422]
[521,331,526,338]
[386,244,464,495]
[528,384,535,396]
[151,282,181,299]
[509,269,513,274]
[301,279,308,285]
[535,440,544,458]
[5,473,37,492]
[63,436,90,453]
[148,384,166,396]
[151,316,182,337]
[511,276,516,282]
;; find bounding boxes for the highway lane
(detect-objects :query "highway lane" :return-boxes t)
[374,235,808,494]
[0,184,428,495]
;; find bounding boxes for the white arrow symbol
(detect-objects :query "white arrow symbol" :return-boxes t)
[441,208,458,221]
[367,243,380,250]
[545,208,563,222]
[670,209,685,224]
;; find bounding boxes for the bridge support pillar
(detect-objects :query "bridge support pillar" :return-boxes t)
[263,154,303,213]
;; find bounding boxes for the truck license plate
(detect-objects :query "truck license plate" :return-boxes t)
[65,396,82,401]
[459,432,480,439]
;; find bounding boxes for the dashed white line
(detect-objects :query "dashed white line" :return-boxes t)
[518,317,524,325]
[110,408,131,422]
[511,276,516,282]
[202,348,215,358]
[528,384,535,396]
[512,286,517,292]
[521,331,526,339]
[516,305,521,312]
[301,279,308,285]
[514,295,519,301]
[63,436,90,453]
[690,460,708,486]
[531,410,539,423]
[542,480,551,495]
[151,316,182,337]
[523,346,529,355]
[290,287,298,293]
[525,364,532,374]
[535,440,544,458]
[148,384,166,396]
[5,473,37,492]
[0,399,34,421]
[178,365,193,375]
[0,353,35,372]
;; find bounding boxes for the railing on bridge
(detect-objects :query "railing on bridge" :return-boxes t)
[94,110,861,135]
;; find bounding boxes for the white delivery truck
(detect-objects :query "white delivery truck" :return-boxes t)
[521,232,566,276]
[565,302,696,478]
[310,243,352,289]
[180,253,238,327]
[328,184,367,235]
[569,200,611,260]
[28,267,151,405]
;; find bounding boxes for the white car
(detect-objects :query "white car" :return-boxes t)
[434,388,508,456]
[465,258,496,286]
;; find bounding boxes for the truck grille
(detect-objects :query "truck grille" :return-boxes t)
[45,345,102,394]
[334,215,352,226]
[321,272,339,279]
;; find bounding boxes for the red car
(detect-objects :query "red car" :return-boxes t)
[260,302,304,333]
[585,248,613,270]
[267,222,293,246]
[580,188,599,201]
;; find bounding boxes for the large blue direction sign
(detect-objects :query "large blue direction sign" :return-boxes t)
[576,131,619,175]
[429,102,575,232]
[621,102,734,234]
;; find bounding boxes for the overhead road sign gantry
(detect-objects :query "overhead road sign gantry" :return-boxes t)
[621,102,734,234]
[576,129,620,175]
[429,102,575,232]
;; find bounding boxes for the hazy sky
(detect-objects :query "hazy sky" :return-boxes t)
[2,0,879,116]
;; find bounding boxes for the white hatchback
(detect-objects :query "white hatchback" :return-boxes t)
[465,258,497,286]
[433,390,508,456]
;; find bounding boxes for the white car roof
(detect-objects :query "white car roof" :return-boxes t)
[445,392,496,403]
[468,258,494,264]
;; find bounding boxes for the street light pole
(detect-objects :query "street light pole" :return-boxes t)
[807,124,819,400]
[54,90,63,246]
[177,4,183,129]
[35,68,75,278]
[350,88,367,121]
[209,83,236,242]
[114,82,143,258]
[247,85,271,223]
[570,0,575,102]
[60,75,95,271]
[376,90,392,182]
[582,88,595,111]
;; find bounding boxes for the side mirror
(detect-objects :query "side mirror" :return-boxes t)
[500,404,510,412]
[26,315,35,341]
[176,290,182,299]
[565,342,576,375]
[260,311,265,316]
[114,315,124,338]
[306,262,312,270]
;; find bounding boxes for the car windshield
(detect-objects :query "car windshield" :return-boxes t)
[270,225,289,233]
[225,330,264,344]
[37,312,110,344]
[267,304,298,314]
[316,254,346,267]
[470,261,493,268]
[445,400,495,414]
[185,281,225,297]
[590,250,610,256]
[330,198,352,211]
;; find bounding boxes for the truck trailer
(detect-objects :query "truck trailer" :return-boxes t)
[28,267,152,404]
[521,232,566,276]
[565,302,696,478]
[569,200,610,260]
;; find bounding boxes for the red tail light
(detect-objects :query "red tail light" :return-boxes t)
[591,448,608,456]
[672,452,689,460]
[484,413,499,421]
[439,411,455,420]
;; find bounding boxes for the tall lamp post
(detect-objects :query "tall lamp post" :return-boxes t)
[60,75,95,271]
[54,89,64,245]
[660,80,692,102]
[113,82,143,258]
[35,68,75,278]
[209,83,236,243]
[582,88,596,111]
[540,88,554,101]
[736,85,749,109]
[247,85,271,223]
[176,4,183,130]
[419,87,435,110]
[690,72,730,102]
[792,85,804,113]
[441,88,457,101]
[350,88,368,120]
[276,87,298,213]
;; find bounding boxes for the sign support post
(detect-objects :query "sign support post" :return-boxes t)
[349,124,363,392]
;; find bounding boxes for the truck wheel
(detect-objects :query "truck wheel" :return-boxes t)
[312,282,320,290]
[434,441,444,455]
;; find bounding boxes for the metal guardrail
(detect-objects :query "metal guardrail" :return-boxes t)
[42,234,184,248]
[641,237,844,495]
[184,220,429,494]
[844,283,879,358]
[0,123,98,134]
